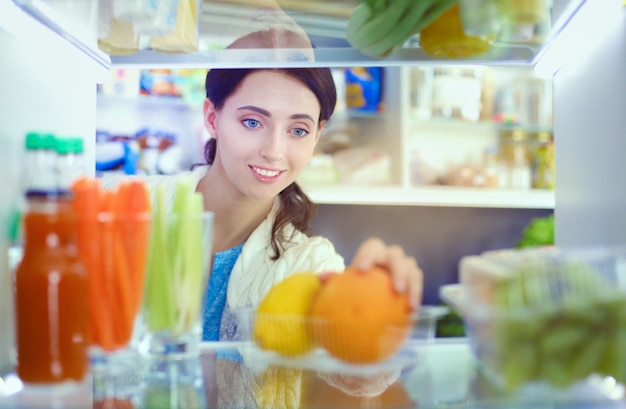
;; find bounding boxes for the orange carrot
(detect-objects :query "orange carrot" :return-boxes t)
[99,189,127,351]
[71,177,110,349]
[112,220,134,345]
[73,178,151,351]
[116,180,151,320]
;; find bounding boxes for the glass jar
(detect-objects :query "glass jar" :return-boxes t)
[528,129,555,189]
[431,67,484,121]
[499,127,531,189]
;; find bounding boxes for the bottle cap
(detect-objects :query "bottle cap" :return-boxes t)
[55,137,74,155]
[41,133,56,150]
[25,132,44,150]
[71,138,84,154]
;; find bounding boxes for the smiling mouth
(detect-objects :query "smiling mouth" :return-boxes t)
[251,166,282,177]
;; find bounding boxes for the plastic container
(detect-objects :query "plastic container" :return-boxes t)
[442,245,626,392]
[236,306,447,376]
[419,3,494,58]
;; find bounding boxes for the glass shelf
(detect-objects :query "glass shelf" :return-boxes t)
[301,185,555,209]
[9,0,587,69]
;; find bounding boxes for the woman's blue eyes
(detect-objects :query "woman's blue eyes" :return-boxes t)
[292,128,309,137]
[242,119,260,128]
[241,119,309,137]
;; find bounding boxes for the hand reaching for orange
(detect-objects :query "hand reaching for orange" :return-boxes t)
[350,237,423,311]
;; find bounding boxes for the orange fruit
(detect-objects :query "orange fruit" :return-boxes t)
[308,267,412,364]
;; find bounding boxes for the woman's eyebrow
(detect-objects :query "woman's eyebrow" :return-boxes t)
[237,105,314,123]
[237,105,269,116]
[290,113,315,122]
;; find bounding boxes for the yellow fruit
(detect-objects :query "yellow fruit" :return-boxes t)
[419,4,494,58]
[309,267,412,364]
[254,272,321,356]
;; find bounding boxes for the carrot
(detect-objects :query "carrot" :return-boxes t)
[112,220,134,345]
[99,189,129,351]
[71,177,113,350]
[116,180,151,321]
[72,177,153,351]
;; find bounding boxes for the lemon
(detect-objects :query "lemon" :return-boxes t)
[254,272,321,356]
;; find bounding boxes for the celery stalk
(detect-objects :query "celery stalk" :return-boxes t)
[145,177,209,337]
[175,192,206,334]
[145,186,175,332]
[168,178,208,336]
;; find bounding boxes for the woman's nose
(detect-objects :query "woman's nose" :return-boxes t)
[259,131,284,162]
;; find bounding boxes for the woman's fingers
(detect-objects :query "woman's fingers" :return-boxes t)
[350,237,424,311]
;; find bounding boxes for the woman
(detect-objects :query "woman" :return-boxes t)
[193,67,420,407]
[201,67,422,341]
[119,67,423,341]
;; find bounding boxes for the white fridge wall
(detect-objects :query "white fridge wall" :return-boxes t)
[0,21,103,226]
[554,7,626,247]
[0,21,102,372]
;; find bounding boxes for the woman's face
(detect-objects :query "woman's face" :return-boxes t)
[205,70,324,201]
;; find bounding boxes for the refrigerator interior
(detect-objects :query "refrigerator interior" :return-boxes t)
[0,0,624,367]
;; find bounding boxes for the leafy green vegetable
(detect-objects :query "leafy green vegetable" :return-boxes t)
[435,307,466,338]
[516,214,554,248]
[347,0,458,58]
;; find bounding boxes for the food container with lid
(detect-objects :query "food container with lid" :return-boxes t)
[441,245,626,393]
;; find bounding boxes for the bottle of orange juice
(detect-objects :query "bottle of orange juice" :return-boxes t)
[13,133,89,384]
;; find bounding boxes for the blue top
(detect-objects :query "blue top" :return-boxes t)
[202,243,244,341]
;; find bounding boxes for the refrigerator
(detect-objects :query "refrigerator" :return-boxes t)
[0,0,624,375]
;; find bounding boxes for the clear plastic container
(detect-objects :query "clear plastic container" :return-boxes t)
[235,306,447,376]
[446,245,626,392]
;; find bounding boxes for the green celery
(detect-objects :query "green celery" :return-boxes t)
[145,185,175,332]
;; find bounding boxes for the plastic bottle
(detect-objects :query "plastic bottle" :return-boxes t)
[13,144,89,383]
[55,136,85,194]
[24,132,57,195]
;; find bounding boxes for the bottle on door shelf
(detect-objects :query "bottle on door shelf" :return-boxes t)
[13,132,89,385]
[23,132,57,195]
[55,136,85,195]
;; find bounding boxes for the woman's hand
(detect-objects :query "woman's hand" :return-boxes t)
[350,237,423,311]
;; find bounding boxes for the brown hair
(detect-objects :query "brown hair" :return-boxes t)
[203,68,337,259]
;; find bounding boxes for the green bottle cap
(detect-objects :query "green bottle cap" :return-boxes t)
[55,137,73,155]
[24,132,43,150]
[71,137,84,154]
[42,133,56,150]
